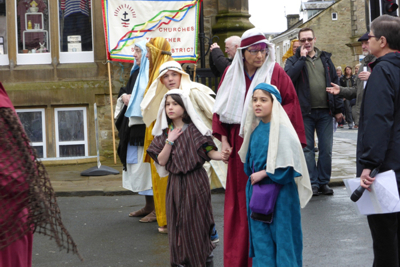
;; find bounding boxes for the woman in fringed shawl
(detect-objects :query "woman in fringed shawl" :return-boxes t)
[0,82,81,266]
[114,40,155,222]
[282,39,300,67]
[212,28,306,267]
[147,90,229,267]
[141,37,174,233]
[238,83,312,267]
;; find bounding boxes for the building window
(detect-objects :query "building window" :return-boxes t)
[55,107,88,157]
[16,108,47,158]
[58,0,93,63]
[332,12,338,20]
[0,0,8,65]
[16,0,51,65]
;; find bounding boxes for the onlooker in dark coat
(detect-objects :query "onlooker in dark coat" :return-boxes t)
[339,66,356,128]
[285,27,343,196]
[208,36,240,77]
[357,15,400,266]
[326,33,376,128]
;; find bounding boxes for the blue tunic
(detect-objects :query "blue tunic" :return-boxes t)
[244,121,303,267]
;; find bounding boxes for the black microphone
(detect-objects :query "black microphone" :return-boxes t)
[350,167,380,202]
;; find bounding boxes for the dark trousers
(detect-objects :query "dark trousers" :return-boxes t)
[344,99,354,125]
[367,212,400,266]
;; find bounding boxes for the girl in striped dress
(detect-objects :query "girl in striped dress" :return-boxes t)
[147,90,229,267]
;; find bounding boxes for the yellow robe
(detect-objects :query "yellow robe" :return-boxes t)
[143,122,168,227]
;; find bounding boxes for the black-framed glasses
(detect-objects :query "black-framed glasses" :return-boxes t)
[299,37,314,43]
[368,35,376,39]
[246,49,268,55]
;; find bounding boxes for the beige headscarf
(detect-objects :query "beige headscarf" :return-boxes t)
[140,60,215,127]
[238,83,312,208]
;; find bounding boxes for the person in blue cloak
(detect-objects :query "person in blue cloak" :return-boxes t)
[238,83,312,266]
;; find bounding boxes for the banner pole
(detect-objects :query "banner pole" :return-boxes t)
[107,59,117,164]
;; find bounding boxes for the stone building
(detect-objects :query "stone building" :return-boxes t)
[0,0,252,161]
[273,0,367,70]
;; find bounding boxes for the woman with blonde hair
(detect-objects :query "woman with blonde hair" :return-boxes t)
[282,39,300,65]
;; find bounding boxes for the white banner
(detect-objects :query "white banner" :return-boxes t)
[102,0,200,63]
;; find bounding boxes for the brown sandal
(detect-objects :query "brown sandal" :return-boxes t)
[139,211,157,223]
[128,208,151,217]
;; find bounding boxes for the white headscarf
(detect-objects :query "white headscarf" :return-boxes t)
[141,61,215,127]
[238,83,312,208]
[152,89,212,137]
[213,28,276,124]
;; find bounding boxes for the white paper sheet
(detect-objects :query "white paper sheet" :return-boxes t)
[344,170,400,215]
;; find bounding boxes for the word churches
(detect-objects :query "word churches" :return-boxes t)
[158,26,195,33]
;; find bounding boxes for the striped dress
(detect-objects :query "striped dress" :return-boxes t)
[147,123,215,267]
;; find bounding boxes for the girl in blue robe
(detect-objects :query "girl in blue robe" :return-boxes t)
[239,83,312,267]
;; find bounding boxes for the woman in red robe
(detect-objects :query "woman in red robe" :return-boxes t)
[0,82,81,266]
[212,28,306,267]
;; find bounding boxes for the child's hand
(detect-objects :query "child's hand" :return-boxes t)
[251,170,268,185]
[221,148,232,163]
[167,128,183,142]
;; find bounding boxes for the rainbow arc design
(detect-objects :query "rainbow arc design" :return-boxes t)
[102,0,201,63]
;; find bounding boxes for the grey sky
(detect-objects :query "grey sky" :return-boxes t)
[249,0,302,33]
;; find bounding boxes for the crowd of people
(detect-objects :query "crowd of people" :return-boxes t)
[2,14,400,267]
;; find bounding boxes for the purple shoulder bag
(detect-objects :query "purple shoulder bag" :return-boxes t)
[249,163,282,216]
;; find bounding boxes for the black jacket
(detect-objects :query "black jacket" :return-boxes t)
[209,48,231,77]
[356,52,400,184]
[115,69,146,170]
[284,48,343,116]
[339,75,356,88]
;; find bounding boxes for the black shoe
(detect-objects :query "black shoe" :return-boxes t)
[320,184,334,195]
[314,147,319,152]
[312,186,320,196]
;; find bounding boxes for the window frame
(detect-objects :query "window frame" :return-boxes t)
[54,107,88,157]
[14,0,52,65]
[57,0,94,63]
[15,108,47,158]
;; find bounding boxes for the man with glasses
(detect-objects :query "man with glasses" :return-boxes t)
[285,27,343,197]
[356,15,400,266]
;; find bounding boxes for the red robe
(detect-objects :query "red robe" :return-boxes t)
[212,63,306,267]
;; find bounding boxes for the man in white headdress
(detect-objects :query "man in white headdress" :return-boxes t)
[212,28,306,267]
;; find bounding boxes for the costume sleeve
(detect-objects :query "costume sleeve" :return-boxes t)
[243,145,252,177]
[191,89,214,121]
[272,63,307,147]
[146,135,166,165]
[358,65,394,170]
[192,127,215,162]
[267,167,296,185]
[284,55,307,83]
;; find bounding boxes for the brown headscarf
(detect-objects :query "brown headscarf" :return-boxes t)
[0,82,82,260]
